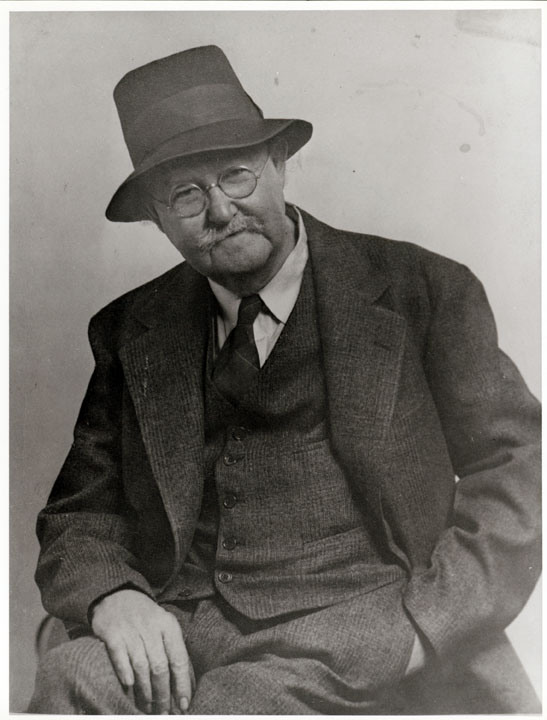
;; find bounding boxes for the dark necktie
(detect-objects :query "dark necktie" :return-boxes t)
[212,294,264,403]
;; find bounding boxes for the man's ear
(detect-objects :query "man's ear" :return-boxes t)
[147,204,163,231]
[269,137,288,166]
[136,186,164,231]
[269,137,289,184]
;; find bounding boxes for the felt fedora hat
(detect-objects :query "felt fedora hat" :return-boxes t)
[106,45,313,222]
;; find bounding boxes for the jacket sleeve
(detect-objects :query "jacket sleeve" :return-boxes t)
[35,312,155,631]
[402,261,541,659]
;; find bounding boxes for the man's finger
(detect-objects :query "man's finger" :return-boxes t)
[103,636,135,689]
[163,622,193,712]
[126,639,153,714]
[147,647,171,715]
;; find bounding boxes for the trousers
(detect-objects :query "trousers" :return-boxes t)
[29,579,418,714]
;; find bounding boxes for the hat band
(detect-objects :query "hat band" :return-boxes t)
[125,83,262,167]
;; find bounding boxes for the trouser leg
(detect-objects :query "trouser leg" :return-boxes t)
[189,656,325,714]
[28,636,141,715]
[184,583,415,715]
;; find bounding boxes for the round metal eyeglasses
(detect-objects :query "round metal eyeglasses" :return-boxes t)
[151,153,270,219]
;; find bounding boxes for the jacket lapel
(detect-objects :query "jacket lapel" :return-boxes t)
[303,210,408,492]
[118,263,211,568]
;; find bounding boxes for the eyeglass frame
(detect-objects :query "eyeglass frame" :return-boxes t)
[146,151,271,219]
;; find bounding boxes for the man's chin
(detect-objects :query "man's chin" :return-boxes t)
[208,233,274,287]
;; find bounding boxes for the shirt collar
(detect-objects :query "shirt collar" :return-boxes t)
[208,206,308,327]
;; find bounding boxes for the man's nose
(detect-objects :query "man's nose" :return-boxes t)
[206,186,237,225]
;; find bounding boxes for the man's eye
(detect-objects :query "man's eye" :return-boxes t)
[222,168,253,185]
[172,185,202,202]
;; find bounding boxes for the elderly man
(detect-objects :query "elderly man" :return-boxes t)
[30,46,540,715]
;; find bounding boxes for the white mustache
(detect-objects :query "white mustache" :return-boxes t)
[198,215,265,253]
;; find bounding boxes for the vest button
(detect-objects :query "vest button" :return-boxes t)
[223,493,238,509]
[218,571,233,583]
[222,537,238,551]
[223,454,238,466]
[232,427,250,441]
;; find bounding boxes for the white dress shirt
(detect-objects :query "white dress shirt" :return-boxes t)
[208,207,308,367]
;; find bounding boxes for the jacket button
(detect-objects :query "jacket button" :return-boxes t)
[218,571,233,583]
[223,493,238,509]
[223,454,238,466]
[232,427,250,441]
[222,537,238,551]
[179,587,191,598]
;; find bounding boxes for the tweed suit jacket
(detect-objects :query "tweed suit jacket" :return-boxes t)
[36,209,541,710]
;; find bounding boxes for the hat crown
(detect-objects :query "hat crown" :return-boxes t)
[114,45,263,167]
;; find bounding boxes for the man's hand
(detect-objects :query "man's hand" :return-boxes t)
[91,589,193,714]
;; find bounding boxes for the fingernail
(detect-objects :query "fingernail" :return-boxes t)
[179,696,189,712]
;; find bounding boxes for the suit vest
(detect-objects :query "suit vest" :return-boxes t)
[172,263,405,619]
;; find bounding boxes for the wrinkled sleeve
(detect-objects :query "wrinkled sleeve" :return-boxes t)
[35,312,154,631]
[403,263,541,658]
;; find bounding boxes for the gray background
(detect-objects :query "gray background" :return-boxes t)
[10,9,541,712]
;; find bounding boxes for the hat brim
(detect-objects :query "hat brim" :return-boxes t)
[105,117,312,222]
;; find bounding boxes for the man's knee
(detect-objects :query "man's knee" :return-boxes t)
[189,660,316,715]
[42,635,112,684]
[29,636,121,713]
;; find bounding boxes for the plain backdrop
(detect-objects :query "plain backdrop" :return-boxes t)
[10,8,541,712]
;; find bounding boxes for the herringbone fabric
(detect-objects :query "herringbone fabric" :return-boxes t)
[212,294,263,403]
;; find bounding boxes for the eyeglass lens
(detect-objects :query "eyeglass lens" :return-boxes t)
[170,167,259,218]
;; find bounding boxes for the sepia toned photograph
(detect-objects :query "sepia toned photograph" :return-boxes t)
[10,5,541,714]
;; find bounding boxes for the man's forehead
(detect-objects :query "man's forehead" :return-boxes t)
[150,144,267,187]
